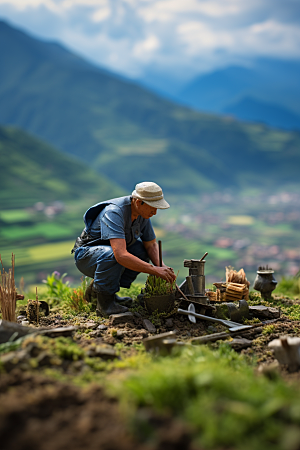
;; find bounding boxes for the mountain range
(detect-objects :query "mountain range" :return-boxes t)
[0,19,300,198]
[169,60,300,131]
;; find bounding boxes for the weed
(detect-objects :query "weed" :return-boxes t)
[65,287,90,313]
[110,328,118,337]
[262,325,276,335]
[42,271,71,305]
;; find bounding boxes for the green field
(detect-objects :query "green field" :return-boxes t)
[1,188,299,290]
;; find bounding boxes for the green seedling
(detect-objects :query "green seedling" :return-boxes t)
[143,274,176,298]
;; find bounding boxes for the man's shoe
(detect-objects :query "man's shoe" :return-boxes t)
[137,292,145,307]
[115,294,134,308]
[96,291,129,317]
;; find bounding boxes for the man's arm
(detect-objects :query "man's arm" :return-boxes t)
[143,239,165,267]
[110,238,176,283]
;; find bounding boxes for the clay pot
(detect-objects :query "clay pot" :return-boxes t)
[144,293,175,314]
[253,270,277,300]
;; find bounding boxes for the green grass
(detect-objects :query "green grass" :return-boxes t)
[110,345,300,450]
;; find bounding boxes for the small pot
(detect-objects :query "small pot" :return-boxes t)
[144,293,175,314]
[253,269,277,300]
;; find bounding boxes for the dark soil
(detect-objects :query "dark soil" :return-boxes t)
[0,371,196,450]
[2,298,300,449]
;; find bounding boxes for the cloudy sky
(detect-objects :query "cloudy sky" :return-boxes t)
[0,0,300,85]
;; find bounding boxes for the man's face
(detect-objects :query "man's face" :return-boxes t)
[137,200,157,219]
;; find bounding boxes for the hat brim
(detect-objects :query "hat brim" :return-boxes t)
[132,191,170,209]
[143,198,170,209]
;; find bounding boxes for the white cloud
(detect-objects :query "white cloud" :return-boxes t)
[0,0,299,81]
[90,4,111,23]
[133,35,160,59]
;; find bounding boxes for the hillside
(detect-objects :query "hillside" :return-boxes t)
[0,20,300,195]
[0,124,124,284]
[0,125,123,209]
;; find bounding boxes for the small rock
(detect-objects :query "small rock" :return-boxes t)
[110,312,135,326]
[249,305,280,319]
[89,330,102,338]
[133,312,142,318]
[143,319,156,333]
[116,330,126,338]
[97,324,108,330]
[87,345,118,360]
[22,321,30,326]
[207,325,218,333]
[84,321,98,330]
[227,338,252,351]
[165,318,173,328]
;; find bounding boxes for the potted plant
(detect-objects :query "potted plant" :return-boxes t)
[143,274,176,314]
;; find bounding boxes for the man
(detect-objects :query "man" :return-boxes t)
[72,181,176,317]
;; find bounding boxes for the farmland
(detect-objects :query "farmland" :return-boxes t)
[1,188,299,291]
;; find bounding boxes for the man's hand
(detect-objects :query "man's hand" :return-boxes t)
[153,266,176,283]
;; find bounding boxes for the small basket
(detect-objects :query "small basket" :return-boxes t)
[144,293,175,314]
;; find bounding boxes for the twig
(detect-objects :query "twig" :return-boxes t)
[0,253,17,322]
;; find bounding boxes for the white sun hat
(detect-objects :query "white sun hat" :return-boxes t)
[132,182,170,209]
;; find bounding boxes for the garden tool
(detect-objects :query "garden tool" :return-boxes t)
[177,307,252,332]
[188,302,196,324]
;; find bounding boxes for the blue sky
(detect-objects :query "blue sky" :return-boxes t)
[1,0,300,83]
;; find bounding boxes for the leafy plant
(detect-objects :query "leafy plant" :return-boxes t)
[42,271,71,305]
[143,274,176,298]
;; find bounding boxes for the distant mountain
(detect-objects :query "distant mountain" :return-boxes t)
[224,97,300,131]
[176,60,300,130]
[1,20,300,195]
[0,124,122,209]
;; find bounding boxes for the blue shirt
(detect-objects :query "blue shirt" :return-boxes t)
[84,196,156,248]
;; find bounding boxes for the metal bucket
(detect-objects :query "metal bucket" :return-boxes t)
[144,293,176,314]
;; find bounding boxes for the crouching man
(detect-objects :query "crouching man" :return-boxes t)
[72,182,176,317]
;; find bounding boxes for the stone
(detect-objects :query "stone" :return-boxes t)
[116,330,126,338]
[87,345,118,360]
[142,319,156,333]
[88,330,102,338]
[0,319,35,343]
[109,312,135,326]
[227,338,252,351]
[39,326,77,338]
[165,318,173,328]
[83,321,98,330]
[249,305,280,319]
[97,324,108,330]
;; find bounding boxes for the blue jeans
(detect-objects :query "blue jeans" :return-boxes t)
[74,239,149,294]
